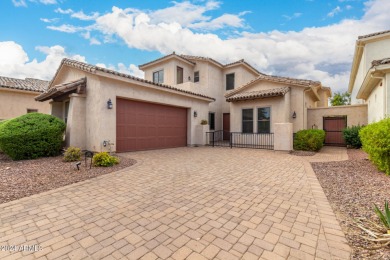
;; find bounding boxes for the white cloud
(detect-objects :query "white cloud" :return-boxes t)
[0,41,85,80]
[89,38,101,45]
[346,5,353,10]
[40,17,58,23]
[47,24,84,33]
[282,12,303,21]
[327,6,342,17]
[12,0,27,7]
[189,13,245,30]
[55,8,73,14]
[71,11,100,21]
[12,0,56,7]
[95,63,144,78]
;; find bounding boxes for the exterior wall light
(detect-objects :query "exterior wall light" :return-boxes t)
[194,111,198,118]
[292,111,296,119]
[107,99,113,109]
[188,76,191,81]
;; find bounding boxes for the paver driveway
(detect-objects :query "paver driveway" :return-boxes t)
[0,147,351,259]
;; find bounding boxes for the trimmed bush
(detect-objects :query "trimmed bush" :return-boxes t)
[0,113,66,160]
[360,118,390,175]
[293,129,325,152]
[92,152,119,167]
[343,125,364,148]
[63,146,82,162]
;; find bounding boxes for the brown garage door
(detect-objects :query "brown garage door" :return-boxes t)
[323,116,347,146]
[116,98,187,152]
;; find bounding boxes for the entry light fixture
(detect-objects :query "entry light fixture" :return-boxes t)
[194,111,198,118]
[292,111,296,119]
[107,99,113,109]
[188,76,191,81]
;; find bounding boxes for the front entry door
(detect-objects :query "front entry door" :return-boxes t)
[223,113,230,140]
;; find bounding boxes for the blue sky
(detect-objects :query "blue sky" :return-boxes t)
[0,0,389,92]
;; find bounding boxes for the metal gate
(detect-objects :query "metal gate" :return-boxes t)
[323,116,347,146]
[206,131,274,150]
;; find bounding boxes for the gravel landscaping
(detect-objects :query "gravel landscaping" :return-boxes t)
[0,152,136,204]
[312,149,390,260]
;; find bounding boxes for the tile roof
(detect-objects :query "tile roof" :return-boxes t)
[371,57,390,67]
[36,78,86,101]
[52,59,215,101]
[225,74,320,98]
[223,59,263,75]
[179,55,224,67]
[138,52,195,69]
[0,76,49,93]
[358,30,390,40]
[226,87,290,102]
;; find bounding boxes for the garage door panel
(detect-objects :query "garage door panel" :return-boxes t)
[116,98,187,152]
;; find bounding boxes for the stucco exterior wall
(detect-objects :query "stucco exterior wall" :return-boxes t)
[229,96,287,133]
[0,88,50,120]
[365,39,390,72]
[351,55,366,105]
[367,82,385,123]
[307,104,368,129]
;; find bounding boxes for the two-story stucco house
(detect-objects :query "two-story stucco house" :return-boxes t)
[36,53,331,152]
[0,76,50,120]
[349,30,390,123]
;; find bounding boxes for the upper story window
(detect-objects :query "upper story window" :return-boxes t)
[226,73,235,90]
[258,107,271,133]
[177,66,183,84]
[194,71,200,83]
[153,70,164,84]
[242,108,253,133]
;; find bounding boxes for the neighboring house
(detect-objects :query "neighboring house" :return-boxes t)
[349,30,390,123]
[36,54,332,152]
[0,76,50,120]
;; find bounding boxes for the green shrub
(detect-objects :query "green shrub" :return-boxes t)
[342,125,364,148]
[63,146,82,162]
[293,129,325,152]
[0,113,66,160]
[360,118,390,175]
[92,152,119,167]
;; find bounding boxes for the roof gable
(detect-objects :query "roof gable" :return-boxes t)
[138,52,195,70]
[225,74,320,98]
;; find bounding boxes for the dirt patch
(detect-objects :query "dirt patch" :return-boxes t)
[0,152,136,204]
[312,149,390,260]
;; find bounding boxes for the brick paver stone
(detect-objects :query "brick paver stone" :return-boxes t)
[0,147,350,259]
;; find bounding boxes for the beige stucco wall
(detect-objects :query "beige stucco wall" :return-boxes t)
[307,104,368,130]
[0,88,51,120]
[367,81,385,123]
[229,95,288,133]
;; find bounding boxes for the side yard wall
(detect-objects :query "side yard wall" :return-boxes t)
[307,104,368,129]
[0,88,51,120]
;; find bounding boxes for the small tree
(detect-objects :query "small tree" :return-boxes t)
[330,91,351,106]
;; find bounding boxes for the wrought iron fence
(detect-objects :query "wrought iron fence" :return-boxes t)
[206,131,274,150]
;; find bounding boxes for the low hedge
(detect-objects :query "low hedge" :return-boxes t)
[293,129,325,152]
[360,118,390,175]
[0,113,66,160]
[342,125,364,148]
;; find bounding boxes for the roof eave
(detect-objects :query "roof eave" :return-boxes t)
[356,69,385,100]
